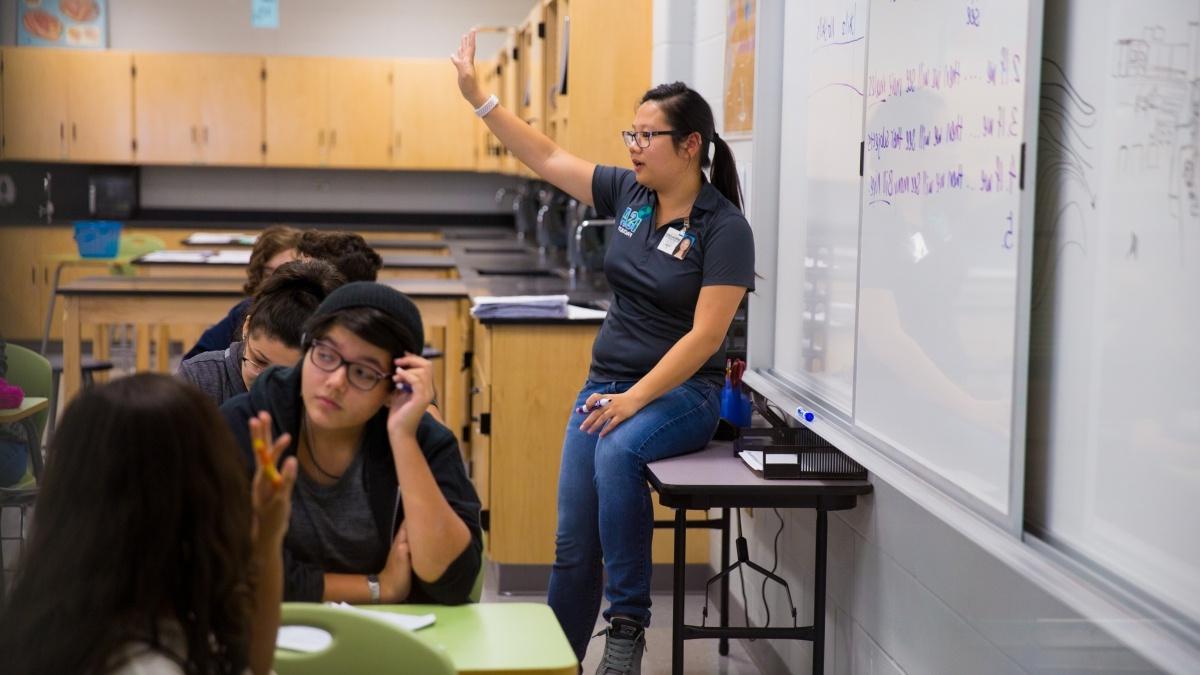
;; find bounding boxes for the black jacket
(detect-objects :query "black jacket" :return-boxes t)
[220,364,482,603]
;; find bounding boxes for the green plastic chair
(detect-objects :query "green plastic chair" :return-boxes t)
[3,345,52,455]
[276,603,455,675]
[469,549,487,603]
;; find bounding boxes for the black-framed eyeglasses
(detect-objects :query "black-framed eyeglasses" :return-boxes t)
[621,129,680,149]
[308,339,390,392]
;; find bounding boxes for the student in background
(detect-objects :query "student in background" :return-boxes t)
[184,225,303,360]
[453,32,755,670]
[0,374,297,675]
[0,334,30,487]
[185,229,384,360]
[220,282,481,605]
[179,259,346,407]
[294,230,384,284]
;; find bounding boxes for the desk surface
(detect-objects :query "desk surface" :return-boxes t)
[57,275,471,299]
[374,603,576,675]
[647,443,873,510]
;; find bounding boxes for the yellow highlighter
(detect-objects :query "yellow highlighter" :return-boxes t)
[253,438,282,487]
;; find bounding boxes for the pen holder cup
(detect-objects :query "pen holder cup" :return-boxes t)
[720,384,753,428]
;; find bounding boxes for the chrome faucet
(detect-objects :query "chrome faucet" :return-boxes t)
[569,216,615,282]
[38,172,55,224]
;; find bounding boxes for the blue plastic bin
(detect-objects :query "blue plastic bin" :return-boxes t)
[73,220,122,258]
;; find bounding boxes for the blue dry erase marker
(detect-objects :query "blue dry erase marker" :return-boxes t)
[796,406,816,423]
[576,397,612,415]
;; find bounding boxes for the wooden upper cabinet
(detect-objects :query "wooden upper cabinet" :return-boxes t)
[264,56,328,167]
[327,58,392,169]
[265,56,391,169]
[2,48,132,163]
[393,60,475,170]
[566,0,651,167]
[135,53,263,166]
[133,53,200,163]
[197,55,264,165]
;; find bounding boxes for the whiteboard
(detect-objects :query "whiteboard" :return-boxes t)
[1028,0,1200,629]
[773,0,868,416]
[851,0,1041,520]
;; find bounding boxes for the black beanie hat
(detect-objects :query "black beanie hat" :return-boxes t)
[307,281,424,354]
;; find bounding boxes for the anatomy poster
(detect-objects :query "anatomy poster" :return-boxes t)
[18,0,107,49]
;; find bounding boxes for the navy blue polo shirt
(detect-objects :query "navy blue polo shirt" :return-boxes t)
[589,165,755,386]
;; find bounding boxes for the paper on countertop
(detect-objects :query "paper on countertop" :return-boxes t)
[138,250,213,263]
[566,304,607,320]
[329,602,436,631]
[470,294,569,319]
[205,249,253,264]
[185,232,257,245]
[472,294,570,306]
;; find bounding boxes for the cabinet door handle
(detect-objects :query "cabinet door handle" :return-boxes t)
[31,266,36,285]
[202,126,209,144]
[395,131,400,151]
[71,123,77,141]
[60,122,65,140]
[330,129,337,147]
[318,129,325,146]
[191,125,197,143]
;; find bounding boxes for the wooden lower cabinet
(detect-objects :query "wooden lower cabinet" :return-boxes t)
[470,319,709,567]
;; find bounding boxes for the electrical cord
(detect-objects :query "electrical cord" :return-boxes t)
[760,508,785,627]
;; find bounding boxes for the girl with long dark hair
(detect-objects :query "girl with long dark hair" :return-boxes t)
[0,374,296,674]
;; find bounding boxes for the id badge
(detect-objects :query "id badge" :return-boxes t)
[658,227,685,255]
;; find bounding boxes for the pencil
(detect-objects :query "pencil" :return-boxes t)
[253,438,282,487]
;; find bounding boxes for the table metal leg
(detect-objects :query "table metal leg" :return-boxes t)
[62,296,83,405]
[719,507,730,656]
[672,508,686,675]
[813,508,828,674]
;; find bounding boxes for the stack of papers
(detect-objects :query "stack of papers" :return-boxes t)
[206,249,253,264]
[138,250,213,263]
[739,450,800,472]
[185,232,257,245]
[471,294,570,319]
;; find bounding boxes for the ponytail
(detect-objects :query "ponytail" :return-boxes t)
[640,82,745,213]
[709,132,743,212]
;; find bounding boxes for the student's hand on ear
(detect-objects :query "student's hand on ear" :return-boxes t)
[386,353,436,439]
[450,30,484,105]
[249,411,297,548]
[379,522,413,603]
[579,391,648,438]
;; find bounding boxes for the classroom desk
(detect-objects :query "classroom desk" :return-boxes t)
[364,603,576,675]
[647,443,872,675]
[56,276,472,440]
[134,252,459,280]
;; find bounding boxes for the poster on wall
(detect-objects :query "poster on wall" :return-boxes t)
[723,0,756,137]
[17,0,108,49]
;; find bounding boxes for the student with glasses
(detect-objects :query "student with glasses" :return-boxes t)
[179,259,345,407]
[220,282,483,606]
[453,31,755,672]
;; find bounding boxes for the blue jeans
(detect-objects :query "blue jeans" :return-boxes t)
[546,377,720,660]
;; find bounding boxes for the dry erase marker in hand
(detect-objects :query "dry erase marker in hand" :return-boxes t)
[576,397,612,414]
[253,438,282,487]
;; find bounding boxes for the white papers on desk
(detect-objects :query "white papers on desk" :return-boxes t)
[206,249,253,264]
[276,603,435,653]
[471,294,569,319]
[138,250,213,263]
[185,232,257,245]
[738,450,800,473]
[566,304,607,320]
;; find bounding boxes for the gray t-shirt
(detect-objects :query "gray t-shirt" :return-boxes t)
[590,165,756,386]
[285,449,388,575]
[177,342,247,407]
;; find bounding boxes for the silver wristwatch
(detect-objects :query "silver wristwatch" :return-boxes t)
[366,573,381,604]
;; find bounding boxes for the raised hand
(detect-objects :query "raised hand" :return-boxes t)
[450,29,485,106]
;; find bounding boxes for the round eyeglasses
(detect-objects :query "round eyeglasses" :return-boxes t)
[308,339,390,391]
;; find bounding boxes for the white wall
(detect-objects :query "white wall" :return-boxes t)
[656,2,1174,672]
[1,0,531,214]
